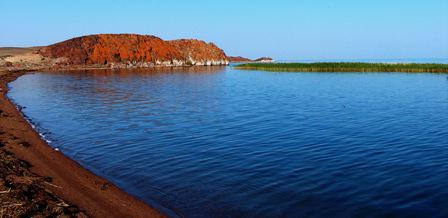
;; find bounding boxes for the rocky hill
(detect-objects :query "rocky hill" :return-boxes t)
[37,34,228,68]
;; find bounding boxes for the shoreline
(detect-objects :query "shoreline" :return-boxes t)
[0,70,164,217]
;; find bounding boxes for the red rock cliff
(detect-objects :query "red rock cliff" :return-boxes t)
[38,34,228,67]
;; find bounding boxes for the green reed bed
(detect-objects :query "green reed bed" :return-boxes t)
[234,62,448,73]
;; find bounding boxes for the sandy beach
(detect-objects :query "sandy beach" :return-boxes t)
[0,70,164,217]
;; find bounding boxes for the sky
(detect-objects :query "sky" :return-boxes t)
[1,0,447,60]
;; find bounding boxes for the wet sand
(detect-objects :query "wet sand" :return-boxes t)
[0,70,164,217]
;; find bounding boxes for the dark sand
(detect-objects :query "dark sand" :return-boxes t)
[0,70,164,217]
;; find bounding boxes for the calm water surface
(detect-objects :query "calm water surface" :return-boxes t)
[8,66,448,217]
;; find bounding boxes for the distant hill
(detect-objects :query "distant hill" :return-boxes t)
[228,56,253,62]
[254,57,274,62]
[228,56,275,63]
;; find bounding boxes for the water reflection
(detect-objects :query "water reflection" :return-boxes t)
[53,66,226,77]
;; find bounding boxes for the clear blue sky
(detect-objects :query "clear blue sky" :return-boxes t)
[1,0,447,60]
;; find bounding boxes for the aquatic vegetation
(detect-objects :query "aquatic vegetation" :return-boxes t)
[234,62,448,73]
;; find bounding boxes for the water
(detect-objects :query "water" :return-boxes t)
[7,66,448,217]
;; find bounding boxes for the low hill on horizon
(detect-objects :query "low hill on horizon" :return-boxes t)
[228,56,275,63]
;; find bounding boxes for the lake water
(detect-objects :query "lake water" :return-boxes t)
[8,66,448,217]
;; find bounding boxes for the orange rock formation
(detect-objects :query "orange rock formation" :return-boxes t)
[38,34,228,67]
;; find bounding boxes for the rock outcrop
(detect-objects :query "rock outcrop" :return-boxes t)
[37,34,229,68]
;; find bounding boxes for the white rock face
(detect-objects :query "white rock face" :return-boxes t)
[188,59,229,66]
[172,59,184,66]
[105,58,229,69]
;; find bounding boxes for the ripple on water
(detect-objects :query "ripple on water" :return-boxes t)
[7,68,448,217]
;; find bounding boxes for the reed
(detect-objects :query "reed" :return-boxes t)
[234,62,448,73]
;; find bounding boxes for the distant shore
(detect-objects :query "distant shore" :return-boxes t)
[234,62,448,73]
[0,70,164,217]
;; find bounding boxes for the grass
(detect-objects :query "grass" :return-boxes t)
[234,62,448,73]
